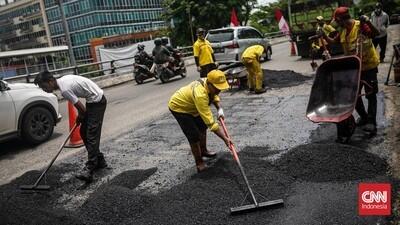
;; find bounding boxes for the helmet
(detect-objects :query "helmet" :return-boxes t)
[316,16,324,22]
[137,44,145,51]
[334,7,350,21]
[154,38,162,46]
[197,28,205,35]
[161,37,169,45]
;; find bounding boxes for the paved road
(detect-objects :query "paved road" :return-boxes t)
[0,41,309,185]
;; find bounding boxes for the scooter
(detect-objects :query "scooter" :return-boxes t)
[133,54,158,84]
[156,51,186,83]
[219,61,248,90]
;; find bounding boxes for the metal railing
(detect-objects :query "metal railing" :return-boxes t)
[4,56,136,83]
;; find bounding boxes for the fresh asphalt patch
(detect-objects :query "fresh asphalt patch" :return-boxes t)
[0,144,395,225]
[263,69,312,88]
[276,143,388,182]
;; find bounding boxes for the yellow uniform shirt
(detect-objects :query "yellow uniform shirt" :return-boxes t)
[241,45,264,60]
[315,24,336,48]
[339,20,379,71]
[168,78,220,131]
[193,39,214,66]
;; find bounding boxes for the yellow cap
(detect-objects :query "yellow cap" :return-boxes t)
[316,16,324,21]
[207,69,229,90]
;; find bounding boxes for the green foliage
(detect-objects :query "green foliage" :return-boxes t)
[357,0,400,16]
[163,0,257,46]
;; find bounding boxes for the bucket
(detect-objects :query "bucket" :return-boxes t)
[394,65,400,83]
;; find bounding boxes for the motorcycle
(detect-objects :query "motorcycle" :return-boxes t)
[133,54,158,84]
[156,51,186,83]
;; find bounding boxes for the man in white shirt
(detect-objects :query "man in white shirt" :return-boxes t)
[34,71,107,182]
[371,2,390,62]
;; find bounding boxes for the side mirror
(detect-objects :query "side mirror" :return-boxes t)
[0,80,9,91]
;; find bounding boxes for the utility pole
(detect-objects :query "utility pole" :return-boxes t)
[187,6,194,44]
[56,0,77,74]
[287,0,292,27]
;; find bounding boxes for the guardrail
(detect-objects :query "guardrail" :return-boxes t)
[4,56,136,83]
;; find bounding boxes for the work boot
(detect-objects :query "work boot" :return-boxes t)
[75,166,93,183]
[335,136,351,144]
[254,88,267,94]
[201,149,217,158]
[96,155,108,170]
[363,123,377,136]
[356,117,369,127]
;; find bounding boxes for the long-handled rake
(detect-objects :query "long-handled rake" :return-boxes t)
[219,118,284,215]
[20,124,79,191]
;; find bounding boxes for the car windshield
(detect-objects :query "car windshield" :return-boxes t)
[207,30,234,43]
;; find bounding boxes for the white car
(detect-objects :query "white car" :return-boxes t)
[0,80,62,144]
[206,26,272,62]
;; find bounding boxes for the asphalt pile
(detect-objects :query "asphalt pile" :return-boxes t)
[80,147,292,225]
[276,143,388,182]
[0,164,82,225]
[0,143,392,225]
[263,69,311,88]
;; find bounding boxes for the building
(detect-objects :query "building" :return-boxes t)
[0,0,51,51]
[44,0,166,62]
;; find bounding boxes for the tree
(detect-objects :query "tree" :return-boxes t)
[163,0,257,46]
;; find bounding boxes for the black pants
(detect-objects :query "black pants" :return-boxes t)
[372,35,387,62]
[200,63,217,78]
[336,115,356,138]
[355,68,379,126]
[170,109,207,144]
[80,95,107,170]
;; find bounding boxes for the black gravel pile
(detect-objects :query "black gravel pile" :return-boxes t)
[80,168,157,225]
[276,143,388,182]
[80,148,292,225]
[263,69,311,88]
[0,164,82,225]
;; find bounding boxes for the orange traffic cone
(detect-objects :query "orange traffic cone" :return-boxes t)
[65,102,84,148]
[290,41,297,56]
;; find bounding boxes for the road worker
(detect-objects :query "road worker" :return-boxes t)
[168,69,232,172]
[241,45,266,94]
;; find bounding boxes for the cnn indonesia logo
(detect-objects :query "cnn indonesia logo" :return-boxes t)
[358,183,391,216]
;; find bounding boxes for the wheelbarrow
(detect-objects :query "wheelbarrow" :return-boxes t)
[306,55,361,123]
[219,61,248,90]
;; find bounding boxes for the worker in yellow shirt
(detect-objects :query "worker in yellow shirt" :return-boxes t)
[169,70,232,172]
[193,28,218,78]
[323,7,380,143]
[241,45,266,94]
[311,16,337,60]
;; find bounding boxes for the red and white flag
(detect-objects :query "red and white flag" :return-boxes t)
[274,9,290,35]
[230,8,240,27]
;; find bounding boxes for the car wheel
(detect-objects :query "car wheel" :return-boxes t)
[266,47,272,61]
[21,107,54,144]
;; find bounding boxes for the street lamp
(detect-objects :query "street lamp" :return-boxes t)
[55,0,77,73]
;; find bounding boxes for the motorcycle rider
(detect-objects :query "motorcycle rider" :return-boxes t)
[134,44,155,78]
[136,44,153,66]
[152,38,173,65]
[161,36,180,67]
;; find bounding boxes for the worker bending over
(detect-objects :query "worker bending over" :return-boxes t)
[169,70,232,172]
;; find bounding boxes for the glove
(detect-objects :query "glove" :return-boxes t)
[359,15,370,23]
[217,108,224,119]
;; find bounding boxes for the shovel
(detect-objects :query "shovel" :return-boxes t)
[20,124,79,191]
[219,118,284,214]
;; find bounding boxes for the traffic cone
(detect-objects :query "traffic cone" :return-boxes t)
[65,102,84,148]
[290,41,297,56]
